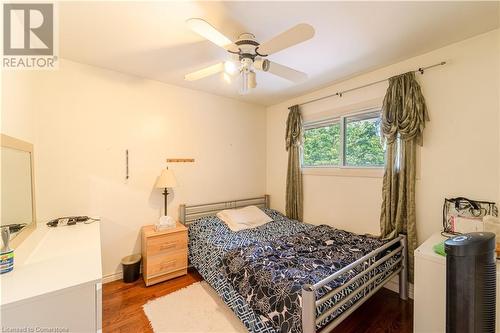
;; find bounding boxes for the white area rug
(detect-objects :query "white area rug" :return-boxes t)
[143,281,248,333]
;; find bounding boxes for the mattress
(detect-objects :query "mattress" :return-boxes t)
[188,209,400,333]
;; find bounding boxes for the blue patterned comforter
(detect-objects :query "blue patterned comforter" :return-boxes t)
[222,225,392,333]
[188,209,400,333]
[189,209,309,333]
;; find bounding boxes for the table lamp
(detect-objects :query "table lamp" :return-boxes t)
[155,168,177,230]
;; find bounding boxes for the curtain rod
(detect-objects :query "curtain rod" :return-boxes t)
[297,61,446,107]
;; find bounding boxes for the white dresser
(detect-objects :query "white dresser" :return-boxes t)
[414,232,499,333]
[1,222,102,332]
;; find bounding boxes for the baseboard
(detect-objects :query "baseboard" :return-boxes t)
[102,271,124,284]
[103,266,144,284]
[383,275,414,299]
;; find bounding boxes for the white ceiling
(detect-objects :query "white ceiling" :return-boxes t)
[60,1,499,106]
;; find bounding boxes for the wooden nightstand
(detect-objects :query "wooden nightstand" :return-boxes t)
[141,223,188,286]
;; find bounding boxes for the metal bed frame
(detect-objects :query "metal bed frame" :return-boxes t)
[179,195,270,225]
[179,195,408,333]
[302,234,407,333]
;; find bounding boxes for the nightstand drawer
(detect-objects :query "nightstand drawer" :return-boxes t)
[147,231,187,256]
[147,250,187,276]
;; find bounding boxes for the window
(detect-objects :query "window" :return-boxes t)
[302,110,385,168]
[303,122,341,166]
[344,112,385,167]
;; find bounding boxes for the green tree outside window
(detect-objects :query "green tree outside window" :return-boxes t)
[303,124,340,166]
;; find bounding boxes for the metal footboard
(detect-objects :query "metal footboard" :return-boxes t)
[302,234,408,333]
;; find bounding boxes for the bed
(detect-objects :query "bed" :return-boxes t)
[180,195,408,333]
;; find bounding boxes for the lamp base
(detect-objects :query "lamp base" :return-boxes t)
[155,215,175,232]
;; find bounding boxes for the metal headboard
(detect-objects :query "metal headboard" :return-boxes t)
[179,195,270,225]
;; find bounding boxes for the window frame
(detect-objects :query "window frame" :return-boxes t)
[302,108,385,170]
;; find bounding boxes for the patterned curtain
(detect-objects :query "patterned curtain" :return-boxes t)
[380,71,429,282]
[285,105,303,220]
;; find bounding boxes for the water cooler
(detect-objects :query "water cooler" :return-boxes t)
[445,232,496,333]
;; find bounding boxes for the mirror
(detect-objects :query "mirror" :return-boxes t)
[1,134,36,247]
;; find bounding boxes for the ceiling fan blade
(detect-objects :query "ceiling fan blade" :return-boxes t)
[184,63,224,81]
[266,61,308,83]
[257,23,315,56]
[186,18,238,52]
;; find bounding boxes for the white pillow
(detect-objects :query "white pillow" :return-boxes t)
[216,206,272,231]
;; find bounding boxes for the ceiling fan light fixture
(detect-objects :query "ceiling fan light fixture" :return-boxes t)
[248,71,257,89]
[186,18,232,48]
[254,58,270,72]
[240,71,249,95]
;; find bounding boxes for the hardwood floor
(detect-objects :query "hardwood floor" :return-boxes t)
[330,287,413,333]
[103,269,203,332]
[103,269,413,333]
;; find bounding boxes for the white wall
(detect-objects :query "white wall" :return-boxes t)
[267,30,500,244]
[1,71,37,143]
[2,59,267,276]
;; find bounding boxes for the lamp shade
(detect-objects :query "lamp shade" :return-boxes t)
[155,168,177,189]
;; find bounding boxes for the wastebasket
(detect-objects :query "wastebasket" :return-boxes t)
[121,254,141,283]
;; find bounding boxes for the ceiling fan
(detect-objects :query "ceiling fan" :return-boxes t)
[184,18,315,94]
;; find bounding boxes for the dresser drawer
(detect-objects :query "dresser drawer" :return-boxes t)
[147,250,187,277]
[146,231,187,256]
